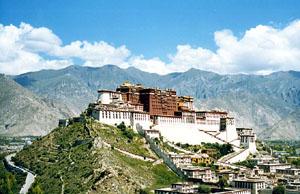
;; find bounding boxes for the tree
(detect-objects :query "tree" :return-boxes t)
[272,185,286,194]
[28,181,44,194]
[139,189,149,194]
[235,160,256,169]
[291,159,300,167]
[117,122,126,131]
[198,184,211,193]
[0,172,16,194]
[220,144,233,156]
[218,177,228,191]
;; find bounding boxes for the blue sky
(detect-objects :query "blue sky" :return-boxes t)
[1,0,300,75]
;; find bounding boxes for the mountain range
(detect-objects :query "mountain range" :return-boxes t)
[0,65,299,139]
[0,74,73,136]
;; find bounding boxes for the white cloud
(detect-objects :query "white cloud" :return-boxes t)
[168,45,221,73]
[128,55,170,74]
[169,20,300,74]
[19,23,62,53]
[1,21,300,75]
[0,23,72,75]
[54,41,130,67]
[0,23,130,75]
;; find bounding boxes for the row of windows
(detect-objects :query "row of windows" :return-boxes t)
[185,118,195,123]
[101,111,130,119]
[151,104,176,108]
[206,115,223,118]
[241,136,254,143]
[234,182,265,189]
[206,120,220,125]
[196,120,220,125]
[158,117,196,124]
[227,119,235,125]
[100,111,148,121]
[151,100,176,104]
[182,113,195,117]
[159,117,184,123]
[134,113,149,121]
[158,117,224,125]
[196,114,226,119]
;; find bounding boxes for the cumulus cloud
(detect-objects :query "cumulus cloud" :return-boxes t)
[0,23,72,75]
[169,20,300,74]
[1,21,300,75]
[0,23,130,75]
[52,41,130,67]
[168,45,221,73]
[128,55,170,74]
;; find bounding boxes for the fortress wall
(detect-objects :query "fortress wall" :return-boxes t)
[93,109,244,149]
[217,124,239,143]
[248,142,257,154]
[154,124,225,145]
[92,110,131,127]
[226,149,251,164]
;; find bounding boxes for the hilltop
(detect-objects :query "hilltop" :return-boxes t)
[0,75,73,136]
[12,65,300,139]
[13,117,180,193]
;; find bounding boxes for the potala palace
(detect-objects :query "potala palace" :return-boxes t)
[90,81,257,158]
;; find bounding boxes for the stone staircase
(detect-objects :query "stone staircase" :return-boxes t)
[218,149,246,163]
[166,142,193,154]
[198,129,241,150]
[217,148,250,166]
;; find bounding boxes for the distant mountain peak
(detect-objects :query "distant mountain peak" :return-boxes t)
[6,65,300,139]
[100,64,122,70]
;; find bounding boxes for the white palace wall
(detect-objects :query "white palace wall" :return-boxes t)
[153,116,240,146]
[92,110,243,148]
[92,110,150,131]
[217,124,240,146]
[153,123,225,145]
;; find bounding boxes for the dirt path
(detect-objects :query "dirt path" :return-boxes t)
[5,153,36,194]
[100,140,155,162]
[60,174,65,194]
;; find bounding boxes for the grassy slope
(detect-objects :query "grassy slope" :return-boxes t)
[14,120,180,193]
[91,121,157,158]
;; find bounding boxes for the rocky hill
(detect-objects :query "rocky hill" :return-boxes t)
[12,65,300,140]
[0,74,73,136]
[259,108,300,140]
[13,119,180,193]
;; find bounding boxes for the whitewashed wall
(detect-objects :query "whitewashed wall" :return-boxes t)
[226,149,251,164]
[93,110,244,149]
[132,112,150,131]
[217,124,239,146]
[92,110,131,127]
[154,124,226,145]
[92,110,150,132]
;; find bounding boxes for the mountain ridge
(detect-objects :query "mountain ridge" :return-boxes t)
[0,74,74,136]
[5,65,300,139]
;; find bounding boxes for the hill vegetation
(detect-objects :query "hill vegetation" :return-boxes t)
[13,118,180,193]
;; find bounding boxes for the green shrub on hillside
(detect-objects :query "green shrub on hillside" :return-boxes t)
[235,160,256,169]
[28,181,44,194]
[198,184,211,193]
[272,185,286,194]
